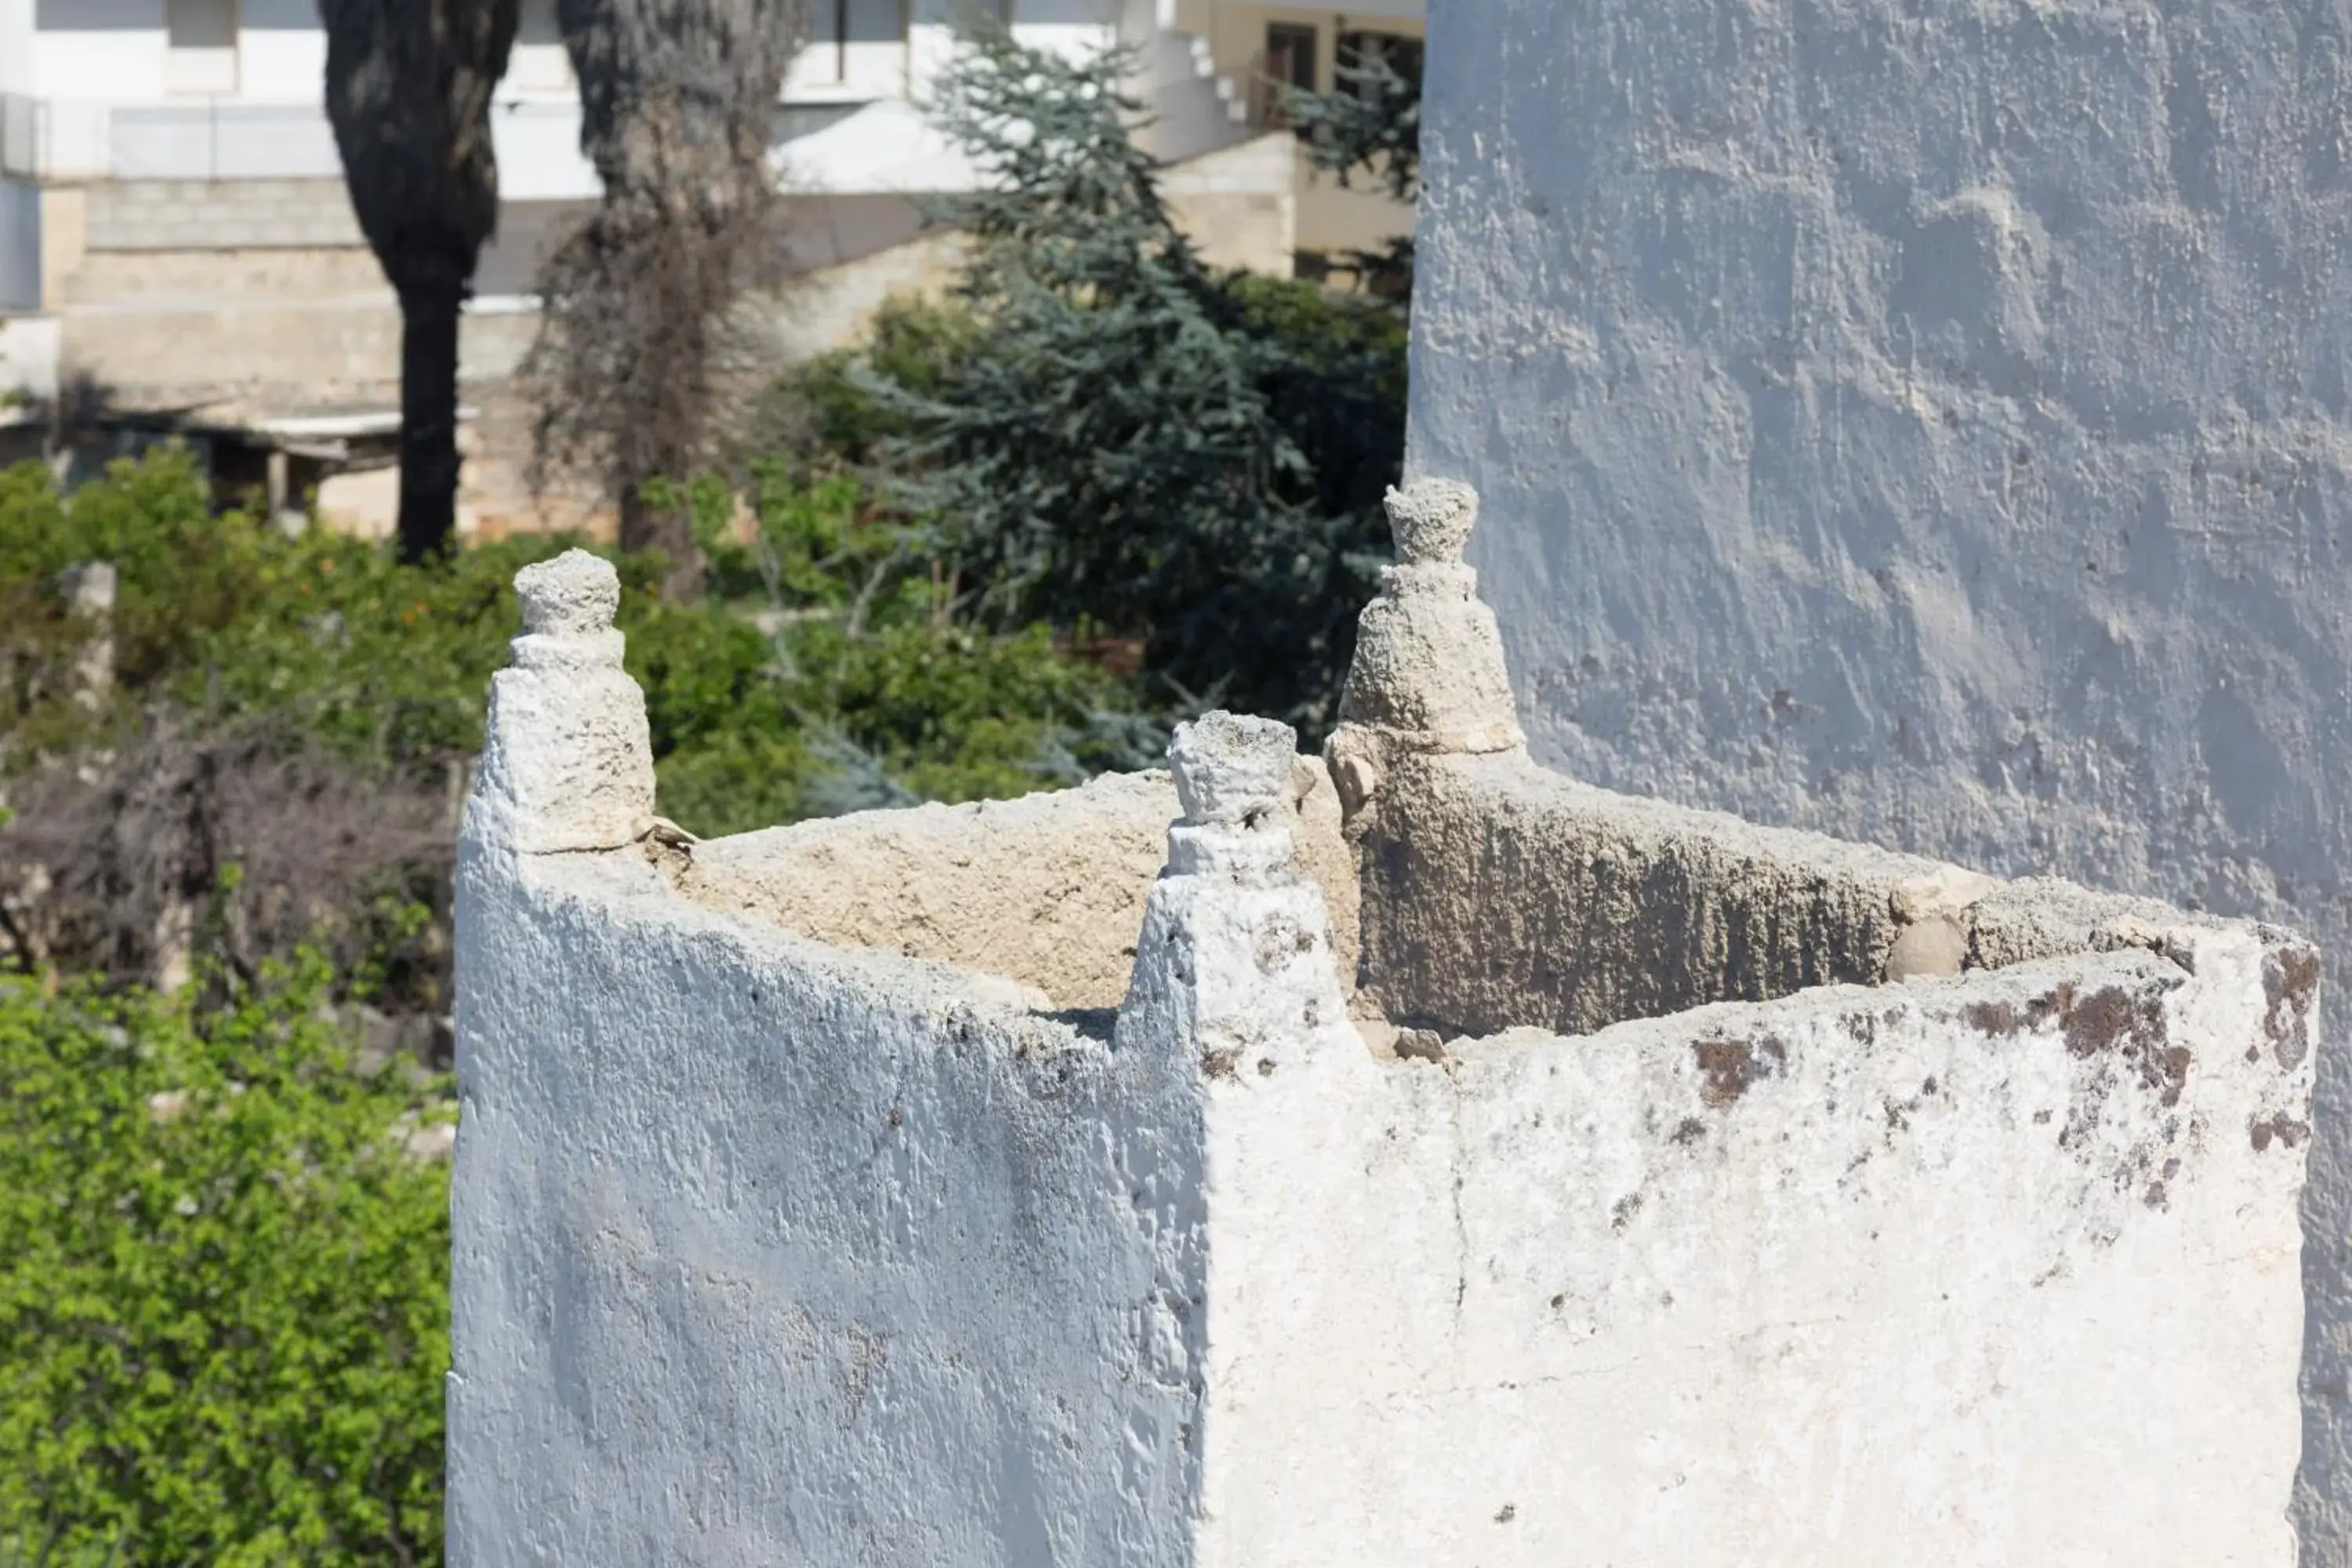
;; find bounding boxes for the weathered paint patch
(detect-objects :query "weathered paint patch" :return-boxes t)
[1692,1035,1788,1109]
[2252,1114,2313,1154]
[2262,943,2319,1072]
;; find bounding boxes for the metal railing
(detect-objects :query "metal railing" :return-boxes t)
[111,100,340,181]
[0,94,591,188]
[1,92,332,181]
[110,100,342,181]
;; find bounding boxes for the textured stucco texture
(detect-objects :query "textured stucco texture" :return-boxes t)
[669,760,1360,1013]
[452,542,2316,1565]
[1406,0,2352,1545]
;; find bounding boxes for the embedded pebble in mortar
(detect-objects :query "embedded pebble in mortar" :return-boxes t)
[1887,918,1969,981]
[1887,866,1999,981]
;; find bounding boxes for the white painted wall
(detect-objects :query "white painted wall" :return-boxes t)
[506,0,571,95]
[488,102,593,201]
[234,0,324,101]
[0,0,38,96]
[452,850,1213,1566]
[1404,0,2352,1548]
[32,0,168,100]
[0,308,60,392]
[1189,907,2307,1566]
[453,543,2314,1566]
[450,554,1208,1566]
[789,0,909,99]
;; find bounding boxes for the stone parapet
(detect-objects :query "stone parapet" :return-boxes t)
[451,488,2316,1566]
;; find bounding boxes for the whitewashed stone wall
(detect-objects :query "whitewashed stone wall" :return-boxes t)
[451,502,2316,1565]
[1405,2,2352,1548]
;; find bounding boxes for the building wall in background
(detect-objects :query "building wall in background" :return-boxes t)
[0,0,36,96]
[234,0,328,96]
[30,0,169,101]
[1166,0,1421,262]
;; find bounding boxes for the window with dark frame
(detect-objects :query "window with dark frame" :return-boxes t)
[1261,21,1319,126]
[822,0,909,82]
[1266,23,1319,90]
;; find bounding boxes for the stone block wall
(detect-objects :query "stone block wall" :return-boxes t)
[82,179,364,252]
[449,485,2317,1565]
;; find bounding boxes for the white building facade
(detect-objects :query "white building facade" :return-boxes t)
[0,0,1420,318]
[0,0,1139,198]
[0,0,1414,532]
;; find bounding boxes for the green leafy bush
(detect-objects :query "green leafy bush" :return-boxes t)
[0,448,1153,986]
[0,960,452,1566]
[0,448,579,772]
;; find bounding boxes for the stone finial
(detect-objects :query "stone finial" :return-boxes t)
[1384,479,1479,566]
[1162,711,1301,884]
[1124,709,1350,1069]
[1170,712,1297,826]
[58,562,116,710]
[516,550,620,637]
[465,551,655,855]
[1325,478,1524,815]
[506,550,628,676]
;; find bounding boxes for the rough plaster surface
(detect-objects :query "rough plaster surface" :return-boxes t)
[1406,1,2352,1539]
[453,592,1211,1564]
[1194,942,2310,1566]
[1360,747,1940,1038]
[451,845,1211,1565]
[453,528,2316,1563]
[670,760,1359,1012]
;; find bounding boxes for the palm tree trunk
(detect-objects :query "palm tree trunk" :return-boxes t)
[395,282,464,564]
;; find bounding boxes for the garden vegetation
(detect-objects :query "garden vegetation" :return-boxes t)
[0,26,1406,1562]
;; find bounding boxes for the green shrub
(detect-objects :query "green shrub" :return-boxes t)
[0,960,452,1566]
[787,298,975,467]
[2,448,1142,819]
[0,448,584,772]
[631,464,1147,834]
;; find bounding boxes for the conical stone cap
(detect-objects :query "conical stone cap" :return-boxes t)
[1333,480,1525,752]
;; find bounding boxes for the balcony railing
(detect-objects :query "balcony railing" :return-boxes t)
[0,94,602,200]
[0,90,898,192]
[2,93,343,181]
[1,93,107,180]
[112,101,343,181]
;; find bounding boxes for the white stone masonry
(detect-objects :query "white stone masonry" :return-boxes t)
[452,496,2319,1566]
